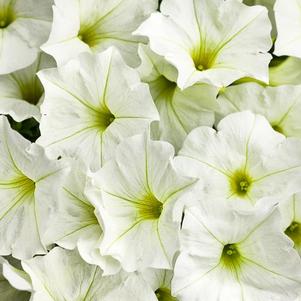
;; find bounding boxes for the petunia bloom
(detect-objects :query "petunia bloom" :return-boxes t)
[42,0,158,67]
[87,132,196,272]
[172,200,301,301]
[175,111,301,210]
[135,0,272,89]
[37,47,159,171]
[0,116,68,259]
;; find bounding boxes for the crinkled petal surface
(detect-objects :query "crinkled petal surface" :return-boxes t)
[138,44,218,151]
[22,247,157,301]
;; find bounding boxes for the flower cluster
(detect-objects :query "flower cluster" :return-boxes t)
[1,0,301,300]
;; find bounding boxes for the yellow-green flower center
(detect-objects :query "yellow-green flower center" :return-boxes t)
[95,110,115,131]
[155,288,177,301]
[0,7,16,29]
[230,169,253,197]
[18,77,44,105]
[78,22,102,48]
[192,41,218,71]
[221,244,241,270]
[137,193,163,220]
[285,221,301,248]
[271,124,284,135]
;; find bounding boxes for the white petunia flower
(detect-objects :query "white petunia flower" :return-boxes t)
[22,247,158,301]
[0,0,53,74]
[42,0,158,67]
[43,159,120,275]
[137,44,218,151]
[0,116,68,259]
[0,257,31,301]
[37,47,159,171]
[0,53,55,122]
[172,200,301,301]
[135,0,272,89]
[274,0,301,58]
[216,83,301,138]
[280,194,301,256]
[87,132,196,272]
[175,111,301,210]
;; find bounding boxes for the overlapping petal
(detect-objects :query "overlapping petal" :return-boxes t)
[217,83,301,138]
[138,44,218,151]
[22,247,157,301]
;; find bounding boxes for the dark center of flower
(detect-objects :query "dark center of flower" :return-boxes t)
[155,288,178,301]
[137,193,163,220]
[96,110,115,131]
[230,169,253,197]
[221,244,241,270]
[20,79,44,105]
[192,44,218,71]
[285,221,301,247]
[272,124,283,134]
[0,7,16,29]
[78,22,102,48]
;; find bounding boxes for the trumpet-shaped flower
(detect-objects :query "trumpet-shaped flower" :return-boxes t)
[280,193,301,256]
[274,0,301,58]
[135,0,272,89]
[37,48,159,171]
[22,247,158,301]
[217,83,301,138]
[0,116,68,259]
[0,53,55,122]
[87,132,196,272]
[42,0,158,67]
[172,200,301,301]
[43,159,120,275]
[137,44,218,151]
[0,257,31,301]
[0,0,53,74]
[175,111,301,210]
